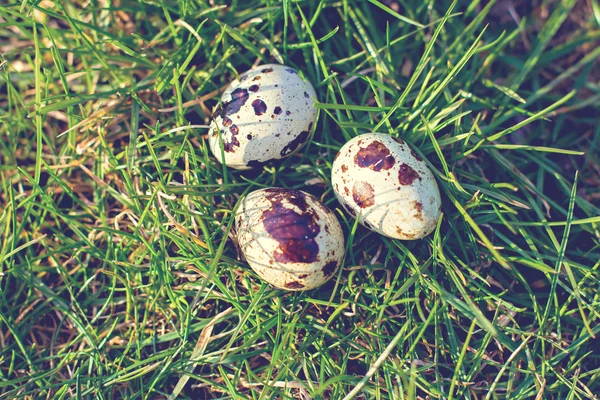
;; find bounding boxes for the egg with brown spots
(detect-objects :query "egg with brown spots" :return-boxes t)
[331,133,442,240]
[236,188,344,291]
[209,64,318,170]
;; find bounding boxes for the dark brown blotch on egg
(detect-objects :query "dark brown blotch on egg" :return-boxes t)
[355,141,395,171]
[285,281,305,289]
[252,99,267,115]
[262,189,320,264]
[222,135,240,153]
[398,163,421,185]
[213,88,249,118]
[410,148,423,162]
[280,130,310,157]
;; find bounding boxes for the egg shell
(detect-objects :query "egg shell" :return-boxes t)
[235,188,345,291]
[209,64,318,170]
[331,133,442,240]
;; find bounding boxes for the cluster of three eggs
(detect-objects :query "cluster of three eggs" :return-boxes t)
[208,64,442,291]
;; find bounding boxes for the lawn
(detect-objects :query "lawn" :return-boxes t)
[1,0,599,399]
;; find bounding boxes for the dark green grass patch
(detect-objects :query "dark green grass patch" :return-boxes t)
[1,0,599,399]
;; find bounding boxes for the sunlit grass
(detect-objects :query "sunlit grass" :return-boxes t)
[1,0,599,399]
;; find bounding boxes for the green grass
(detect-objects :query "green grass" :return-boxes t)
[1,0,599,398]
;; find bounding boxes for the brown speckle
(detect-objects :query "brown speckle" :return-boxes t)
[298,273,309,279]
[252,99,267,115]
[285,281,305,289]
[355,141,395,171]
[222,134,239,153]
[413,201,424,220]
[253,75,262,81]
[274,106,282,115]
[396,227,416,239]
[322,261,338,277]
[352,181,375,208]
[249,84,259,92]
[280,130,310,157]
[392,137,405,145]
[398,163,421,185]
[341,165,348,173]
[262,67,274,73]
[219,123,241,153]
[222,117,232,127]
[344,186,350,196]
[262,189,320,264]
[410,148,423,162]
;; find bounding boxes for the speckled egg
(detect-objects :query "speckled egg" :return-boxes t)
[235,188,344,291]
[209,64,317,170]
[331,133,442,240]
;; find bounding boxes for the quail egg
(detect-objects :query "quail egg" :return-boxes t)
[331,133,442,240]
[209,64,318,170]
[235,188,344,290]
